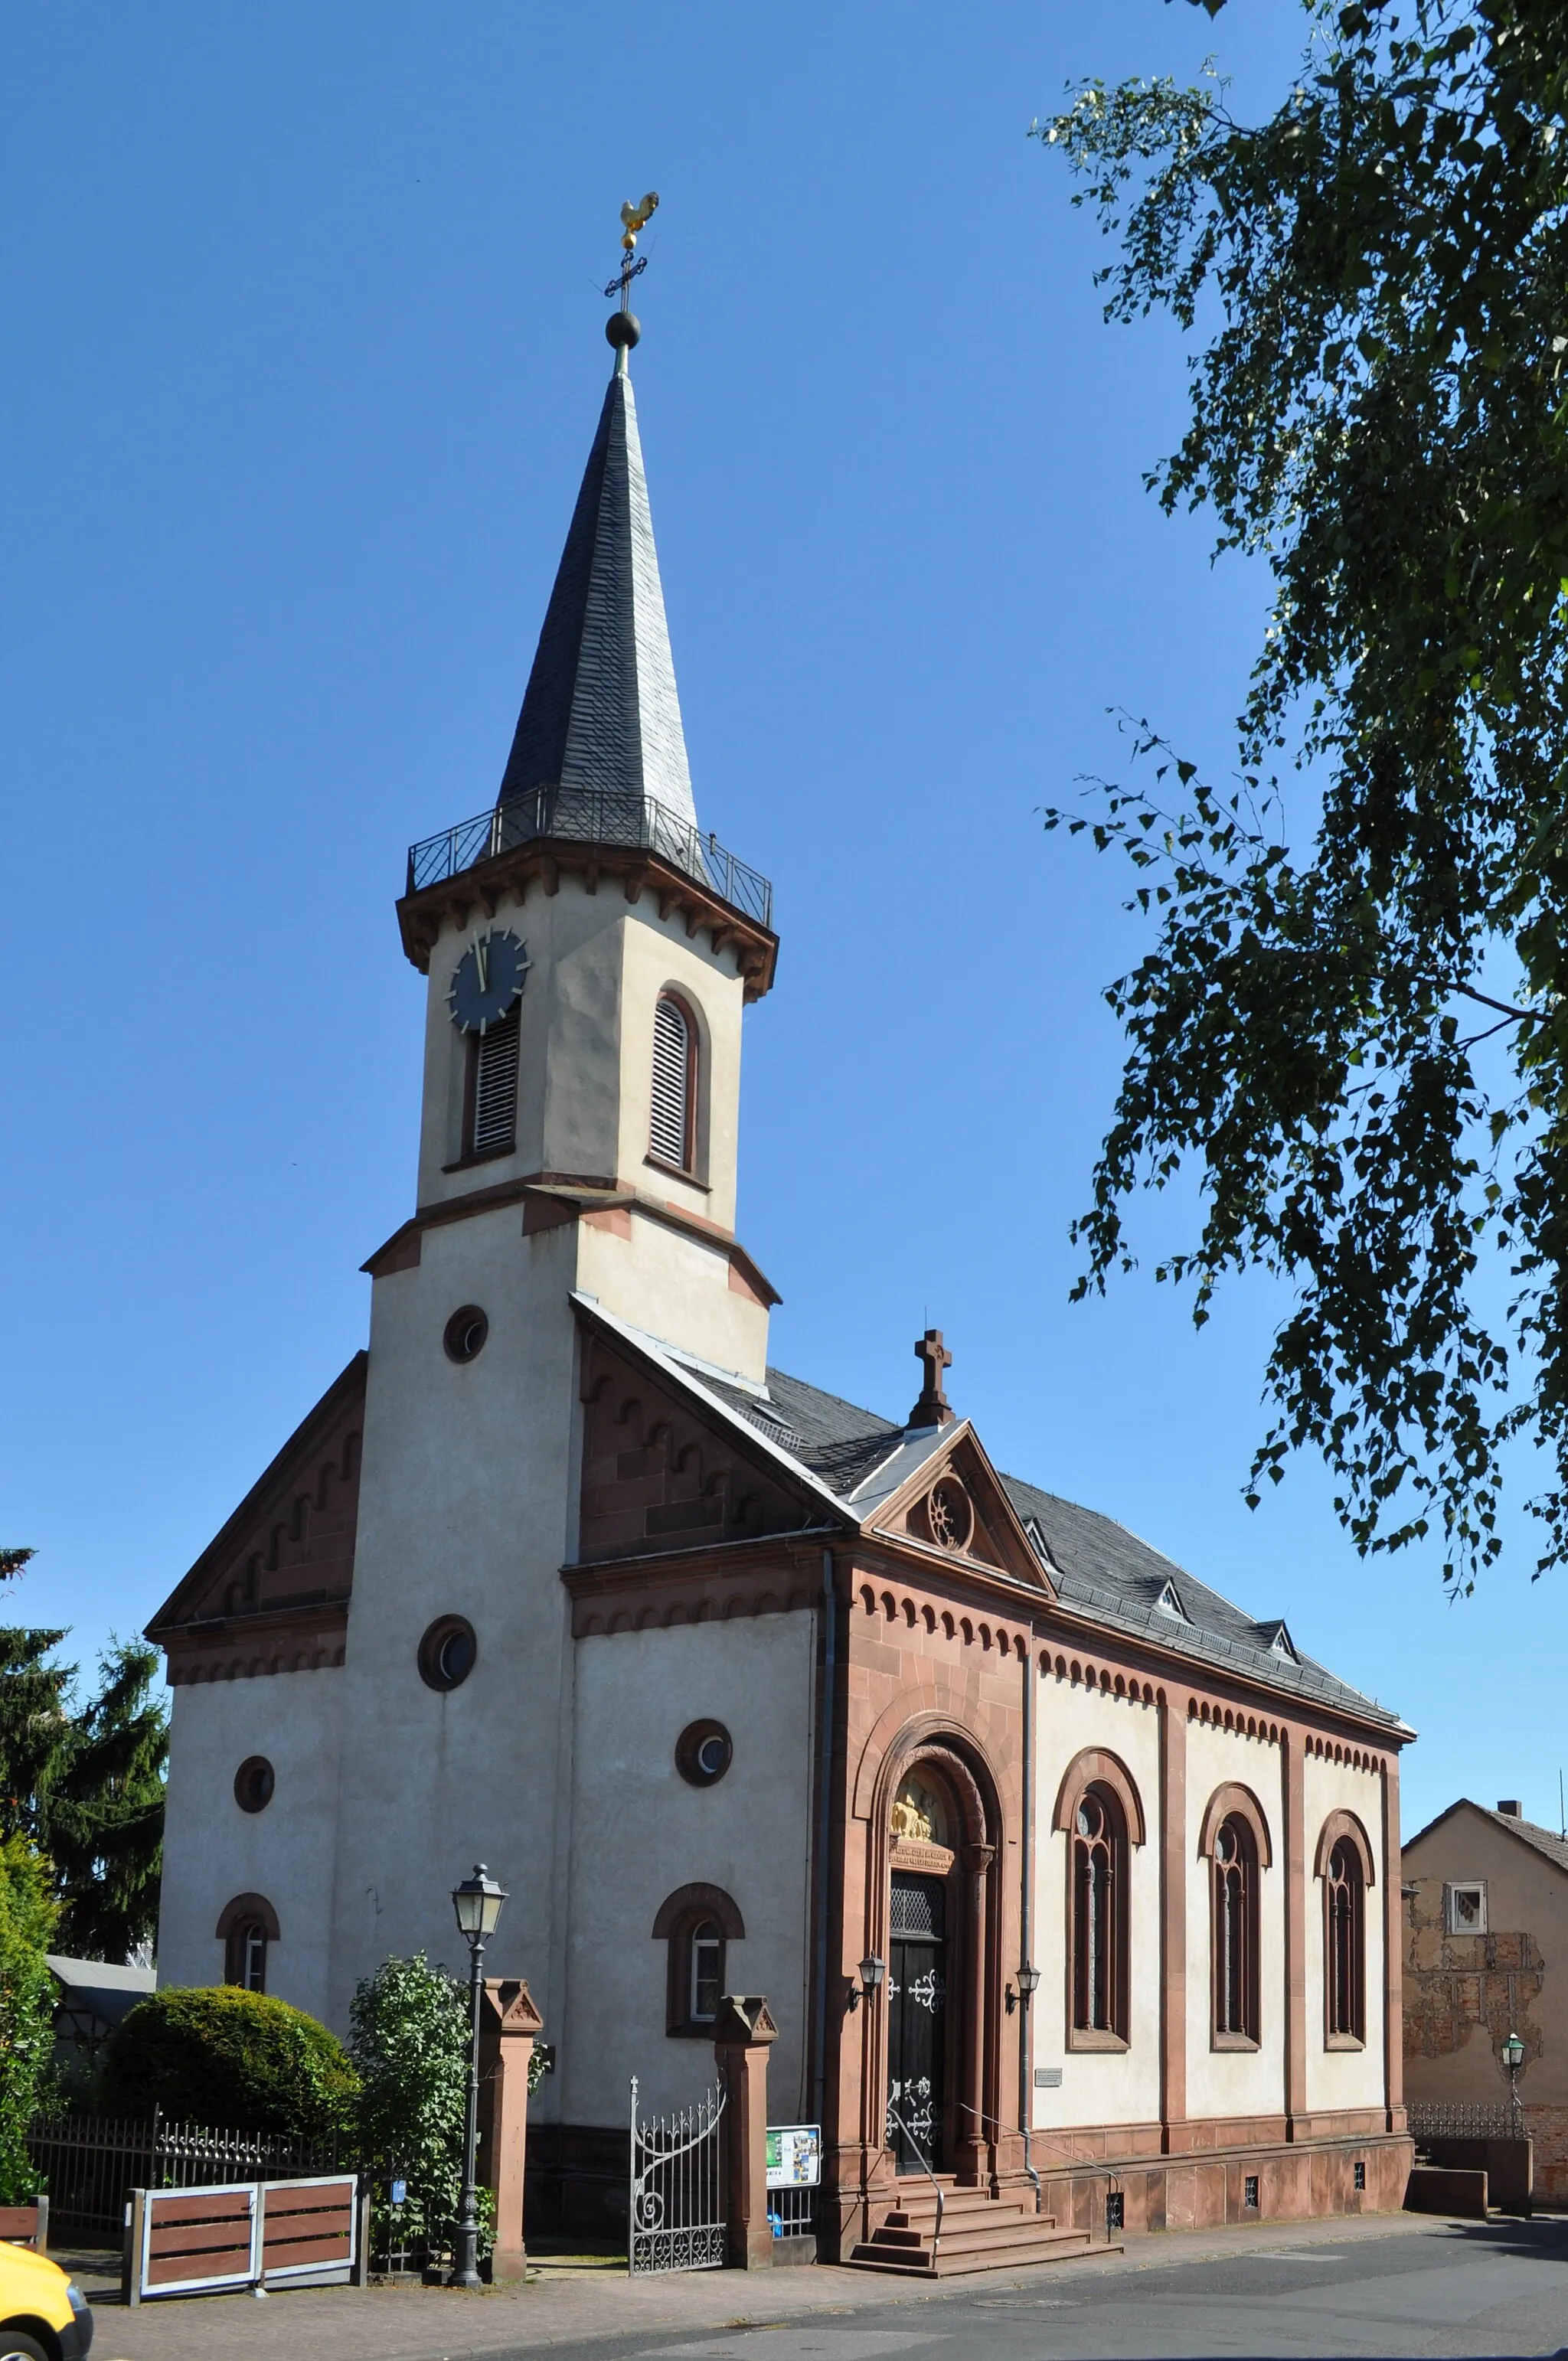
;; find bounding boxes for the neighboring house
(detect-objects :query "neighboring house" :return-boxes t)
[47,1955,156,2095]
[148,299,1416,2256]
[1403,1800,1568,2203]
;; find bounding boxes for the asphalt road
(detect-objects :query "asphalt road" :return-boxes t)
[543,2220,1568,2361]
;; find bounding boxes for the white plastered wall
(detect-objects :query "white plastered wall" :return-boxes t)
[563,1615,815,2127]
[158,1671,345,2027]
[1303,1753,1387,2112]
[415,880,746,1230]
[322,1209,586,2037]
[576,1210,767,1385]
[1031,1673,1161,2134]
[1184,1720,1286,2122]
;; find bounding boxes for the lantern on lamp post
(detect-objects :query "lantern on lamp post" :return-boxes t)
[1502,2030,1525,2137]
[448,1864,507,2289]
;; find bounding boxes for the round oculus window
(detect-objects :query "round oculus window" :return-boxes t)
[923,1476,974,1553]
[234,1756,275,1814]
[443,1305,489,1364]
[675,1719,733,1788]
[419,1615,478,1693]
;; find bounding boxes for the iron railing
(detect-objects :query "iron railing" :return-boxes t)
[884,2100,943,2270]
[1407,2099,1514,2142]
[407,785,773,929]
[25,2112,342,2244]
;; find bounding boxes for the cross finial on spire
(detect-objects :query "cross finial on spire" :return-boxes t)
[908,1329,955,1429]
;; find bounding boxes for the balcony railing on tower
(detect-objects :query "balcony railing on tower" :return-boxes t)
[407,784,773,929]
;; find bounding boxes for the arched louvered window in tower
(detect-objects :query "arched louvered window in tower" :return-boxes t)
[649,994,697,1172]
[469,1004,520,1157]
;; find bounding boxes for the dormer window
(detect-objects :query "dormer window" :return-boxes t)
[650,994,697,1173]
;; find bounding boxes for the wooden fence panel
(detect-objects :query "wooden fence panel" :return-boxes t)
[259,2175,358,2283]
[136,2185,257,2297]
[125,2174,360,2302]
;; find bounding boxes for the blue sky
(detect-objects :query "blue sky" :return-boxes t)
[2,1,1560,1843]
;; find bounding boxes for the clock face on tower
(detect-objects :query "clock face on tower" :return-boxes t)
[447,929,531,1034]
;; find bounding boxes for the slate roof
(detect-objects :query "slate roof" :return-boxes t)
[1406,1800,1568,1874]
[497,358,698,830]
[704,1360,1404,1733]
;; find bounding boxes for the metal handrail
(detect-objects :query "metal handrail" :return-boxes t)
[956,2098,1042,2216]
[884,2101,944,2270]
[406,783,773,929]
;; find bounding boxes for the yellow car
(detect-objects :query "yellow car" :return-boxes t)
[0,2242,93,2361]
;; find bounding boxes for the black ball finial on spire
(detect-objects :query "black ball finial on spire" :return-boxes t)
[606,310,641,351]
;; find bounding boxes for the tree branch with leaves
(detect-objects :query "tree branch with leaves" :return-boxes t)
[1037,0,1568,1589]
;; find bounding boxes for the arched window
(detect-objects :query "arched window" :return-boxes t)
[1071,1785,1129,2044]
[216,1892,279,1994]
[652,1883,743,2038]
[1053,1749,1143,2052]
[1326,1837,1365,2044]
[689,1922,723,2023]
[1211,1815,1259,2046]
[649,994,697,1174]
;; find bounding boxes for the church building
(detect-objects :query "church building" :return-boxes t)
[150,291,1415,2265]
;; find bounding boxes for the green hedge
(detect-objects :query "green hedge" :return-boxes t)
[101,1987,358,2143]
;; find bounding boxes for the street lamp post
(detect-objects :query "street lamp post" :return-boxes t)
[1502,2030,1525,2138]
[449,1863,508,2290]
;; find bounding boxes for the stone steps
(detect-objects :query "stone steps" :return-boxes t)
[846,2180,1109,2278]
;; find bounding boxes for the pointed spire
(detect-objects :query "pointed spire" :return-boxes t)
[497,348,697,831]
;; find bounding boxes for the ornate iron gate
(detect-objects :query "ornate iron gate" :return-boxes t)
[628,2075,727,2274]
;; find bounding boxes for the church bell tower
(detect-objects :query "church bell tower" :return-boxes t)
[382,276,779,1380]
[325,243,782,2020]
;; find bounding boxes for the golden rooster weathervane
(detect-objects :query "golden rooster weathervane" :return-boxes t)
[605,191,659,311]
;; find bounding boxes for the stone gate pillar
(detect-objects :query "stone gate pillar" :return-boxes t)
[479,1976,544,2279]
[713,1994,778,2269]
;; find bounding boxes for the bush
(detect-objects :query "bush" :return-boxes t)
[349,1953,488,2254]
[0,1836,60,2199]
[101,1987,358,2143]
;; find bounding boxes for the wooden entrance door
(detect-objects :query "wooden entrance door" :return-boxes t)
[887,1870,947,2172]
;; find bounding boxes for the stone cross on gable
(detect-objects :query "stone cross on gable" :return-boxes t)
[908,1328,955,1429]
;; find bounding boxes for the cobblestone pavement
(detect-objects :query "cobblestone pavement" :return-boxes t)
[60,2209,1563,2361]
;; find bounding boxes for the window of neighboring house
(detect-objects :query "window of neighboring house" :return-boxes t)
[649,994,697,1173]
[1070,1784,1129,2044]
[1212,1815,1260,2046]
[1326,1837,1365,2044]
[468,1004,521,1157]
[1446,1881,1488,1936]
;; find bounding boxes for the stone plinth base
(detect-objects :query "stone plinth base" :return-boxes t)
[823,2132,1415,2261]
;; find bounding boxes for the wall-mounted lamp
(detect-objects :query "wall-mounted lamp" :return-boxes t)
[1008,1960,1042,2015]
[847,1954,886,2013]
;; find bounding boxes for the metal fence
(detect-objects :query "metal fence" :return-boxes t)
[629,2075,727,2276]
[25,2114,342,2245]
[407,784,774,929]
[768,2183,815,2241]
[1407,2101,1514,2142]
